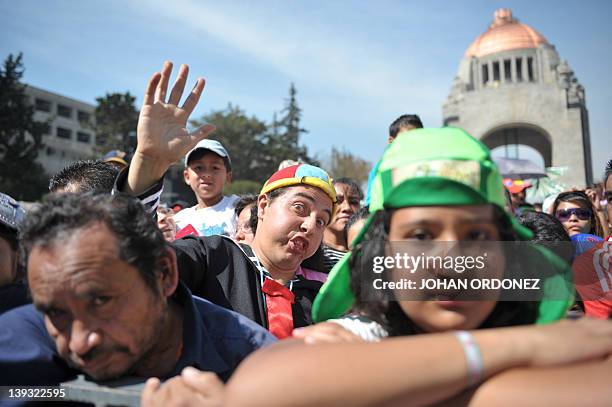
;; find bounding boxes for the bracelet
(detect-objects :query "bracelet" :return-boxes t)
[455,331,484,387]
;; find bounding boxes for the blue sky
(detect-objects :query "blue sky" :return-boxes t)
[1,0,610,181]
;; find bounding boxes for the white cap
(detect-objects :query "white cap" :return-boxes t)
[184,139,231,170]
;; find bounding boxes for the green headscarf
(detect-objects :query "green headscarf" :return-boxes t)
[313,127,573,324]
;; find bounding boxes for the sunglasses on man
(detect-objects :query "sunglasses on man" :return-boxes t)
[555,208,592,221]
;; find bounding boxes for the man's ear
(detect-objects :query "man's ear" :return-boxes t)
[257,193,269,221]
[183,168,191,185]
[226,171,233,183]
[156,247,179,299]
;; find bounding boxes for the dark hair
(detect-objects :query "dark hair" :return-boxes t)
[552,191,603,237]
[49,160,119,193]
[344,207,370,245]
[348,206,539,336]
[234,194,259,234]
[0,223,18,252]
[333,178,364,200]
[20,193,168,294]
[389,114,423,139]
[234,194,258,218]
[186,150,231,172]
[605,159,612,185]
[518,211,573,264]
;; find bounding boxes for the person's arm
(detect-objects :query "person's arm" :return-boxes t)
[225,319,612,407]
[112,167,165,217]
[121,61,215,196]
[466,357,612,406]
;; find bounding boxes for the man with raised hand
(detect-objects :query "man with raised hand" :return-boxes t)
[117,62,336,337]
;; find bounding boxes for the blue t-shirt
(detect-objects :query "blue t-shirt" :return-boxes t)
[0,283,276,386]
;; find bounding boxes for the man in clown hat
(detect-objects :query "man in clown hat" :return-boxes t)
[114,61,335,337]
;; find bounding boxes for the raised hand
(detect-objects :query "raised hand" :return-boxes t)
[127,61,216,195]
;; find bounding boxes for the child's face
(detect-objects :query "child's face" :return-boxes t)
[387,205,501,332]
[183,152,231,204]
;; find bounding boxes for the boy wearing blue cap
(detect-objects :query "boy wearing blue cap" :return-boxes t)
[175,139,239,237]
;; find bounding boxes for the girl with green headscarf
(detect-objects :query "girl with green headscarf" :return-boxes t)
[224,129,612,406]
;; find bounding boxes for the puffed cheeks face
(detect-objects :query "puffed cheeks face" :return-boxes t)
[386,205,503,332]
[255,186,333,268]
[28,223,172,380]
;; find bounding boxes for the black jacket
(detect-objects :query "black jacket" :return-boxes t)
[173,235,323,329]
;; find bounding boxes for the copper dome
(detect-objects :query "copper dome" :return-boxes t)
[465,9,548,57]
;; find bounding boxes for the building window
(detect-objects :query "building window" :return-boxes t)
[77,131,91,143]
[492,61,500,81]
[504,59,512,81]
[482,64,489,85]
[516,58,523,82]
[56,127,72,139]
[35,98,51,112]
[77,110,91,124]
[46,147,56,156]
[57,104,73,118]
[527,57,534,81]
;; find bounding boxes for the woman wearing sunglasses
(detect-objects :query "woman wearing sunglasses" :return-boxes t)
[552,191,604,238]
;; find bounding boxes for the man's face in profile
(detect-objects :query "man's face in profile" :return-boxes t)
[28,222,170,380]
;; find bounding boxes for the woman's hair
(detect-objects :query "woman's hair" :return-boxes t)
[332,178,364,200]
[552,191,604,237]
[517,211,573,264]
[348,205,539,336]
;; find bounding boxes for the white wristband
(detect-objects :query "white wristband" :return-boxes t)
[455,330,484,386]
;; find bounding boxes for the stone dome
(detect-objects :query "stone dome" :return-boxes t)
[465,9,548,57]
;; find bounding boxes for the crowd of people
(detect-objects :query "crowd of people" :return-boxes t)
[1,61,611,406]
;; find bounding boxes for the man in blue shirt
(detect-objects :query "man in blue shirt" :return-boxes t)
[0,193,275,388]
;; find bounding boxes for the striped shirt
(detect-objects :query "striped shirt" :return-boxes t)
[322,244,347,271]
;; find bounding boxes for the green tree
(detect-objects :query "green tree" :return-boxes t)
[190,104,269,182]
[0,53,49,201]
[325,146,371,185]
[263,83,315,171]
[93,92,139,155]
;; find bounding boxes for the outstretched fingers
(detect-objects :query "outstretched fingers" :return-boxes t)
[154,61,173,103]
[182,77,206,115]
[168,64,189,106]
[143,72,161,106]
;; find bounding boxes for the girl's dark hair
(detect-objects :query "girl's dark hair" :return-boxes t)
[348,205,539,336]
[552,191,604,238]
[332,178,364,200]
